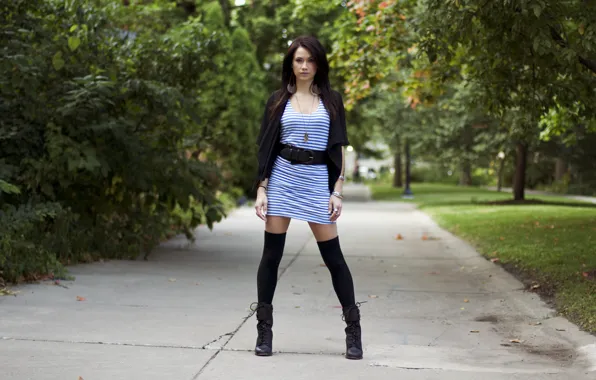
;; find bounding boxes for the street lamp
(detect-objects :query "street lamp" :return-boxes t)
[402,138,413,199]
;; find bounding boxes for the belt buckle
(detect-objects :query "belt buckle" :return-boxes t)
[304,150,314,164]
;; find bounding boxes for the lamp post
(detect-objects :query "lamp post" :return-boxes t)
[402,138,413,199]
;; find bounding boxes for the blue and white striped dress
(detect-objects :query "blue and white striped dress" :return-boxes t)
[266,98,333,224]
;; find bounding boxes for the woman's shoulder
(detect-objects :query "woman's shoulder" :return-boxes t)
[266,89,284,104]
[329,89,344,103]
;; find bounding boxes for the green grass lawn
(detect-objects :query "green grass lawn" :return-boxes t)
[370,182,596,334]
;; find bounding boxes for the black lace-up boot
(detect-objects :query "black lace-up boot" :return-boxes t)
[342,303,363,360]
[253,302,273,356]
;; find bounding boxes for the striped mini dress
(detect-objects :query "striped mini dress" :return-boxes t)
[266,98,333,224]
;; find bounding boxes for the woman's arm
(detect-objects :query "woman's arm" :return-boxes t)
[334,146,345,193]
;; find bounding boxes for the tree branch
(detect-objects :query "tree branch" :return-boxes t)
[549,25,596,74]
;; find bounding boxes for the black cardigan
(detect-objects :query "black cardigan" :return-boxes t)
[254,89,350,193]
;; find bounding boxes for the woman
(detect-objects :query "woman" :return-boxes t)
[252,35,363,360]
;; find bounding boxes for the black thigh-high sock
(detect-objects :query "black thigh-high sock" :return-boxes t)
[317,236,356,307]
[257,231,287,304]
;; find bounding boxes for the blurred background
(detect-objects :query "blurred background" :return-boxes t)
[2,0,595,290]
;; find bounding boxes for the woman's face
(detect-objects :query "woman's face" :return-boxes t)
[292,46,317,82]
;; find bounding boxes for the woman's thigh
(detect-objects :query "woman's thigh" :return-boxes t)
[308,222,338,242]
[265,216,291,234]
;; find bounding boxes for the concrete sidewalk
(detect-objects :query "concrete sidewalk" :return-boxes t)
[1,184,595,379]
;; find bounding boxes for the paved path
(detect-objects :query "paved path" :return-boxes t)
[1,184,595,379]
[488,186,596,204]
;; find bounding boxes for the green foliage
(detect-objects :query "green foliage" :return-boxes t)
[0,0,266,282]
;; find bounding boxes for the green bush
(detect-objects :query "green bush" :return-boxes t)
[0,0,265,282]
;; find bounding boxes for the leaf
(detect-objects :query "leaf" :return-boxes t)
[579,24,585,35]
[168,278,176,282]
[76,296,86,301]
[470,330,480,333]
[70,25,78,32]
[68,36,81,52]
[490,258,500,263]
[463,299,469,303]
[395,233,403,240]
[509,339,522,343]
[52,51,64,71]
[532,4,542,18]
[0,288,19,296]
[368,294,378,298]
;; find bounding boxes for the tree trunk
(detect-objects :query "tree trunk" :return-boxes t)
[392,141,402,188]
[555,158,567,181]
[218,0,231,27]
[459,161,472,186]
[513,142,528,201]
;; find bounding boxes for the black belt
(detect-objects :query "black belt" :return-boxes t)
[279,144,327,165]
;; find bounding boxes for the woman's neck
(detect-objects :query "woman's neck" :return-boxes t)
[295,79,313,96]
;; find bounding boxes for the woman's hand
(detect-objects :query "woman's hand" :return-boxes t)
[329,194,342,222]
[255,188,268,221]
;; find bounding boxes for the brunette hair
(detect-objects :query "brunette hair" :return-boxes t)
[269,35,338,121]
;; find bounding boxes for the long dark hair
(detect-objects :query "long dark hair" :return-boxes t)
[270,35,338,121]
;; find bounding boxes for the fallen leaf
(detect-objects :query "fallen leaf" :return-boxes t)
[168,278,176,282]
[556,328,566,332]
[530,322,542,326]
[79,377,84,380]
[295,306,301,308]
[582,272,589,278]
[470,330,480,333]
[531,284,540,290]
[509,339,522,344]
[76,296,86,301]
[490,258,500,263]
[421,235,429,241]
[463,299,469,303]
[395,234,404,240]
[499,237,505,241]
[461,307,465,310]
[0,288,19,296]
[369,295,378,299]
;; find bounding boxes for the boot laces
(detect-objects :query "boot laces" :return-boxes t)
[256,320,271,345]
[345,322,361,347]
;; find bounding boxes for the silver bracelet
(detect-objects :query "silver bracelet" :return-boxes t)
[331,191,343,199]
[338,175,345,181]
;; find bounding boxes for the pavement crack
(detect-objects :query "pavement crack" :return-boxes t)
[1,336,203,350]
[190,236,310,380]
[200,332,234,349]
